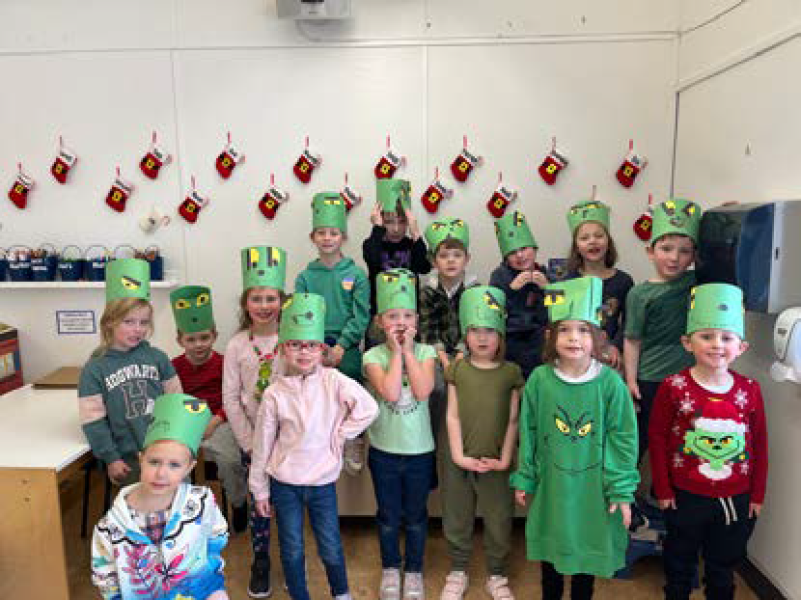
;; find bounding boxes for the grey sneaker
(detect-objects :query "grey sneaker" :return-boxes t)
[403,571,425,599]
[380,567,402,600]
[344,437,366,475]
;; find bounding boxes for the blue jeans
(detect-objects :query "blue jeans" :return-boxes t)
[270,478,349,599]
[368,447,435,573]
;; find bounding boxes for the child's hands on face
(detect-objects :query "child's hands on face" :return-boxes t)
[255,499,272,518]
[400,325,417,352]
[370,202,384,227]
[514,490,529,507]
[386,326,403,352]
[107,460,131,485]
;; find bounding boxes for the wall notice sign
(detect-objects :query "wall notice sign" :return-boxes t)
[56,310,96,335]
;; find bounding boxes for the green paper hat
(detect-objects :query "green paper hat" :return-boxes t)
[424,217,470,253]
[544,276,604,326]
[241,246,287,292]
[144,393,211,456]
[652,198,702,244]
[567,200,611,234]
[376,269,416,314]
[377,179,411,214]
[279,293,326,342]
[312,192,348,233]
[459,286,507,335]
[170,285,214,334]
[687,283,744,338]
[494,211,538,257]
[105,258,151,303]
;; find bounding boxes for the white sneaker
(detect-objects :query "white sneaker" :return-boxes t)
[440,571,468,600]
[485,575,514,600]
[344,437,365,475]
[380,568,402,600]
[403,571,425,599]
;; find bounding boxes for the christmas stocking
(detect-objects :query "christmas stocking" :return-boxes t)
[179,189,209,223]
[633,207,654,241]
[340,185,362,212]
[293,148,321,184]
[51,145,77,184]
[374,148,404,179]
[258,186,289,220]
[8,168,35,209]
[538,148,568,185]
[450,147,482,183]
[486,184,517,218]
[420,177,453,214]
[216,140,245,179]
[616,149,647,188]
[105,173,134,213]
[140,137,172,180]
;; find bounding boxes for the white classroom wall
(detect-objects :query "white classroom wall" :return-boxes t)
[675,1,801,597]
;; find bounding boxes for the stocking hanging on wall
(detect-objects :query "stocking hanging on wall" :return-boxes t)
[8,164,35,209]
[293,136,321,184]
[420,168,453,214]
[486,174,518,219]
[616,140,647,188]
[374,135,406,180]
[51,137,77,184]
[633,193,655,241]
[105,168,134,213]
[538,137,569,185]
[450,136,482,183]
[340,173,361,212]
[178,177,209,224]
[215,133,245,179]
[140,131,172,180]
[258,174,289,220]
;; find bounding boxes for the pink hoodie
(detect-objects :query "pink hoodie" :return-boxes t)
[249,366,379,502]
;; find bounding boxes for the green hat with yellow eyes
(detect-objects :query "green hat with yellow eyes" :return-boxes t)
[105,258,151,303]
[312,192,348,233]
[170,285,214,334]
[424,217,470,253]
[459,286,507,335]
[651,198,702,244]
[494,211,538,257]
[567,200,610,234]
[241,246,287,292]
[144,393,211,456]
[544,276,603,326]
[279,293,326,342]
[377,179,412,214]
[687,283,744,338]
[376,268,416,314]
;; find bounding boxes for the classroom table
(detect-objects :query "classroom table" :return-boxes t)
[0,384,91,600]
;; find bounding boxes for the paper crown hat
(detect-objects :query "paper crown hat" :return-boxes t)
[170,285,214,333]
[567,200,611,234]
[376,269,416,314]
[424,217,470,253]
[143,393,211,456]
[312,192,348,233]
[279,293,326,342]
[494,211,538,257]
[377,179,411,213]
[459,286,507,335]
[241,246,287,291]
[651,198,702,244]
[105,258,151,303]
[544,276,604,326]
[687,283,744,338]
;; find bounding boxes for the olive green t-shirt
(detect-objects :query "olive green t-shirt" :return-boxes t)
[444,358,525,458]
[624,271,695,382]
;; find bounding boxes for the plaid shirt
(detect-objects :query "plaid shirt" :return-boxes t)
[418,274,479,355]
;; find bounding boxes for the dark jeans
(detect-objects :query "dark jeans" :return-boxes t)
[270,479,349,599]
[663,490,756,600]
[541,561,595,600]
[368,447,435,572]
[637,379,662,463]
[241,451,271,555]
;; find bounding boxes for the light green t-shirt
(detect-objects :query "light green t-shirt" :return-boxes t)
[363,342,437,455]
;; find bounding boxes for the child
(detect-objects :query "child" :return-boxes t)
[440,286,523,600]
[419,217,478,439]
[511,276,639,600]
[295,192,371,474]
[363,268,438,600]
[170,285,248,532]
[222,245,287,598]
[489,210,549,378]
[565,200,633,370]
[249,293,379,600]
[91,393,229,599]
[79,258,181,487]
[649,283,767,600]
[624,199,702,458]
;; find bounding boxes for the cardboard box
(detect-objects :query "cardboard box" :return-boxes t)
[0,323,23,395]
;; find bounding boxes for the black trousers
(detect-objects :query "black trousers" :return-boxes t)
[541,561,595,600]
[663,490,756,600]
[636,379,662,463]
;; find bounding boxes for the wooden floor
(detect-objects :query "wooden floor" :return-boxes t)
[63,475,759,599]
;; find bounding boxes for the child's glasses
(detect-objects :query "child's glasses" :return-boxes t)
[284,340,324,353]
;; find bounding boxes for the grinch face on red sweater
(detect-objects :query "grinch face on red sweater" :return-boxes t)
[681,399,748,482]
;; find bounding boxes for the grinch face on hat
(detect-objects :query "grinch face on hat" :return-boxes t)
[494,211,537,257]
[459,286,506,335]
[544,276,603,326]
[652,198,701,243]
[687,283,744,338]
[312,192,348,233]
[279,293,326,342]
[376,269,416,314]
[105,258,151,303]
[171,286,214,334]
[144,393,211,456]
[425,217,470,253]
[567,201,610,234]
[241,246,287,292]
[377,179,411,213]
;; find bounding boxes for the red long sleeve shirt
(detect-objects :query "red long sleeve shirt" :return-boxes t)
[172,351,226,420]
[649,368,768,504]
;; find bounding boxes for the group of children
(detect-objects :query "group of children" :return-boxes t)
[79,179,768,600]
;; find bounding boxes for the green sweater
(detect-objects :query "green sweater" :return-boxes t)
[510,363,639,577]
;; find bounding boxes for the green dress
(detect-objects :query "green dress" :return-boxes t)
[509,363,639,577]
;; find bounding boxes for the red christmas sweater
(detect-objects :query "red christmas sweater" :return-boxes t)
[649,368,768,504]
[172,351,226,420]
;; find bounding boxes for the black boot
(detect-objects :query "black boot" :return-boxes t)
[248,555,272,598]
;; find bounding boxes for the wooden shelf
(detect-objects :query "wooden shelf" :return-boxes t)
[0,280,179,289]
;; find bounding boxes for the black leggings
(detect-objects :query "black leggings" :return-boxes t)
[541,561,595,600]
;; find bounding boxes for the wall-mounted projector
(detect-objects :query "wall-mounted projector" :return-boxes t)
[276,0,351,20]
